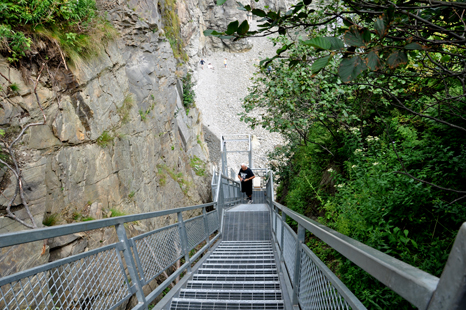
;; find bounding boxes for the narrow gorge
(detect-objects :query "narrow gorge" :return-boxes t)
[0,0,282,294]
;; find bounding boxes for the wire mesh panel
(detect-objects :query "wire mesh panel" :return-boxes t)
[298,246,351,309]
[133,224,183,285]
[283,225,297,283]
[185,215,207,250]
[207,210,219,235]
[0,245,131,310]
[276,215,282,249]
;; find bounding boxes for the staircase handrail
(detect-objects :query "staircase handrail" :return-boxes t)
[265,170,466,310]
[0,201,220,310]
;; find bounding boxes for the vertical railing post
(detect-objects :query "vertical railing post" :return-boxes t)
[280,211,286,263]
[292,224,305,306]
[115,224,147,307]
[177,212,192,273]
[217,179,225,235]
[202,207,211,249]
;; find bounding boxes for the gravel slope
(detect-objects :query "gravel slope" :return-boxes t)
[193,23,283,174]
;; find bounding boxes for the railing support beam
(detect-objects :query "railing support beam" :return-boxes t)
[177,212,192,273]
[292,224,305,307]
[115,223,147,308]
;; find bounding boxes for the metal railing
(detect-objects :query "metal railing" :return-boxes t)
[265,170,466,310]
[0,203,222,310]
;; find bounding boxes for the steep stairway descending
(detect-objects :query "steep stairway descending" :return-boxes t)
[170,203,284,310]
[170,240,284,310]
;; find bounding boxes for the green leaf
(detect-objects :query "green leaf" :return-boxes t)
[343,19,353,27]
[366,51,382,71]
[404,42,423,50]
[289,59,299,68]
[237,20,249,35]
[219,35,235,39]
[338,56,367,82]
[344,26,365,47]
[361,28,371,43]
[387,50,408,69]
[279,27,286,35]
[301,37,331,50]
[441,55,451,62]
[217,0,227,5]
[203,29,216,36]
[303,0,312,5]
[312,55,333,74]
[225,21,239,35]
[251,9,266,17]
[325,37,344,50]
[374,17,386,39]
[236,1,246,10]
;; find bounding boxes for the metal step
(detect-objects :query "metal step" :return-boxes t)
[192,275,279,282]
[214,249,274,252]
[209,255,275,259]
[201,263,277,269]
[170,298,284,310]
[206,259,275,264]
[220,241,272,243]
[178,289,282,301]
[186,281,281,290]
[197,268,277,275]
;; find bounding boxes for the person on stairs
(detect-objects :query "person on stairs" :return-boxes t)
[238,163,255,204]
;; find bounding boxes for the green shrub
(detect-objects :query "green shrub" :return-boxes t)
[189,155,206,176]
[159,0,187,61]
[117,94,134,124]
[109,208,127,217]
[182,73,195,109]
[42,213,59,226]
[157,164,191,195]
[96,131,114,147]
[0,0,116,63]
[81,216,95,222]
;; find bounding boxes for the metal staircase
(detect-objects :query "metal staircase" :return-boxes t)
[170,241,284,310]
[169,203,286,310]
[1,133,466,310]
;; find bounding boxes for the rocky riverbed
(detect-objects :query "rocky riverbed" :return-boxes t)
[192,22,283,175]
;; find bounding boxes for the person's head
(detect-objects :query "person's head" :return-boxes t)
[241,163,247,170]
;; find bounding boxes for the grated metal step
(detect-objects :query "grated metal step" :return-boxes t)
[170,299,284,310]
[192,275,279,282]
[197,268,277,275]
[178,289,282,301]
[201,263,277,269]
[209,255,275,259]
[186,281,282,290]
[170,232,284,309]
[206,259,275,264]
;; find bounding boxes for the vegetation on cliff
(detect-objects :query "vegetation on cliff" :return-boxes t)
[0,0,115,65]
[206,0,466,308]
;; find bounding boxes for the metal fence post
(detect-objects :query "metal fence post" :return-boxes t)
[115,223,147,307]
[292,224,305,306]
[426,222,466,310]
[177,212,192,273]
[202,207,211,249]
[280,212,286,263]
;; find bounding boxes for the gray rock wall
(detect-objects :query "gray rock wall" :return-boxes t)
[0,1,213,278]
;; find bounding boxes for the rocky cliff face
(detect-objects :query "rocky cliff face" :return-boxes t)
[0,0,220,277]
